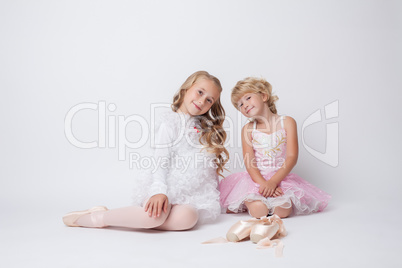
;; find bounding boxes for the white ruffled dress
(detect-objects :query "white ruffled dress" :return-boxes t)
[132,110,221,223]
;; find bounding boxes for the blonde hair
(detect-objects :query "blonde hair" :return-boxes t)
[171,71,229,177]
[231,77,279,114]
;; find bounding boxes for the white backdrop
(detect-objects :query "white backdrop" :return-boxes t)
[1,0,401,267]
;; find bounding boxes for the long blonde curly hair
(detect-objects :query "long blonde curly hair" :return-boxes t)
[171,71,229,177]
[231,77,279,114]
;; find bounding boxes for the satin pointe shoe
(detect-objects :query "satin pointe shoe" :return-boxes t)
[62,206,108,227]
[250,214,287,243]
[226,218,261,242]
[250,220,279,243]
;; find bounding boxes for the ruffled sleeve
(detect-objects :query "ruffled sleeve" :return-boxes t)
[147,113,177,197]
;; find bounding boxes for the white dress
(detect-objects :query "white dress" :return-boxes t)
[132,110,221,223]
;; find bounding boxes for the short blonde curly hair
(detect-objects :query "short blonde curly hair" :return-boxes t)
[231,77,279,114]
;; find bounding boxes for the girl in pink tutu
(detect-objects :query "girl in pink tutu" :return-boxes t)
[219,77,331,218]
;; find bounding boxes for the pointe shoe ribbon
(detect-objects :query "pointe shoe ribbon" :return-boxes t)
[202,214,287,258]
[253,215,287,258]
[257,237,285,258]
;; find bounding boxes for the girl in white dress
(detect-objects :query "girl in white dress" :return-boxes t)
[63,71,229,230]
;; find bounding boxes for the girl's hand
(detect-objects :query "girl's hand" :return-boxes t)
[273,187,284,197]
[144,194,169,218]
[259,181,278,197]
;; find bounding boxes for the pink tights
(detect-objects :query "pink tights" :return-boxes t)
[75,204,199,231]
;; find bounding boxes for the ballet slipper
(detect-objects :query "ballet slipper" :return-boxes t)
[226,218,261,242]
[250,220,279,243]
[203,215,287,258]
[62,206,108,227]
[250,214,287,243]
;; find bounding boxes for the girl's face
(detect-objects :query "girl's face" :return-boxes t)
[179,78,221,116]
[236,92,268,118]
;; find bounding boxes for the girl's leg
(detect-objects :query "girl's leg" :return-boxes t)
[245,201,269,218]
[75,204,171,229]
[154,204,198,231]
[273,206,292,218]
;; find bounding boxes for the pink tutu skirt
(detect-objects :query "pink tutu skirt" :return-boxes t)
[219,171,331,216]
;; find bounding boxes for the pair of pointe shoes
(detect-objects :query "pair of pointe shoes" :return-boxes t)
[226,214,286,243]
[62,206,108,227]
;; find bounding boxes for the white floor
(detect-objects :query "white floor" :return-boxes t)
[1,199,400,268]
[1,1,401,267]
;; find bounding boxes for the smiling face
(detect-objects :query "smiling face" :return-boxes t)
[178,78,221,116]
[237,92,268,118]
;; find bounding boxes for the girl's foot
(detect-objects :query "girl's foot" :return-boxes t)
[62,206,108,227]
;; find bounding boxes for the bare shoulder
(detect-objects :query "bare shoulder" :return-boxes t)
[242,121,254,140]
[242,121,254,132]
[283,115,297,130]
